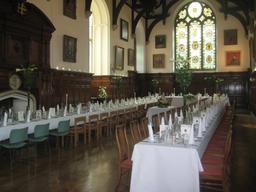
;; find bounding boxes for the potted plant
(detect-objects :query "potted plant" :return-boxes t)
[16,64,38,111]
[151,79,159,93]
[175,56,192,95]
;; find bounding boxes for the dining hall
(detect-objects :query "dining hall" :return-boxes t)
[0,0,256,192]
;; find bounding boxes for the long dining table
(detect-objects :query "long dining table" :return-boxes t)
[0,98,157,141]
[130,99,227,192]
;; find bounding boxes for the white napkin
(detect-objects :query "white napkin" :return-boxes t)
[193,117,202,137]
[63,106,67,117]
[77,103,81,114]
[148,123,154,141]
[42,106,45,112]
[161,117,165,125]
[189,124,195,145]
[48,108,52,119]
[26,110,31,122]
[3,112,7,126]
[168,114,172,130]
[57,104,60,115]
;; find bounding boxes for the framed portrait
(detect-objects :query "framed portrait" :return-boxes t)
[226,51,241,66]
[63,35,77,62]
[120,19,129,41]
[153,54,165,68]
[128,49,135,66]
[115,46,124,70]
[63,0,76,19]
[224,29,237,45]
[155,35,166,48]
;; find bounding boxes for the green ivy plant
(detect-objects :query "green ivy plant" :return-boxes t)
[151,79,159,93]
[175,56,192,94]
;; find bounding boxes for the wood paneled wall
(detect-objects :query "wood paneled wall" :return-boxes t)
[38,69,92,108]
[137,72,249,108]
[249,71,256,114]
[91,71,137,99]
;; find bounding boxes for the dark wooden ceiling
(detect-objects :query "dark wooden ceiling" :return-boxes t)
[112,0,255,41]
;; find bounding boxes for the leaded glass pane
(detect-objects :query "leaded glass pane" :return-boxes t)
[189,21,201,69]
[175,1,216,71]
[176,22,188,61]
[203,19,215,69]
[188,2,202,18]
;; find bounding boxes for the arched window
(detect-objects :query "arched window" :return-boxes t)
[89,0,110,75]
[175,1,216,70]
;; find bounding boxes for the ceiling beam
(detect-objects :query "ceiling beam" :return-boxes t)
[112,0,127,28]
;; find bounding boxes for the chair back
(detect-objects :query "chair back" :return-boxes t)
[57,120,70,133]
[152,114,160,133]
[100,112,109,121]
[74,116,86,126]
[115,123,130,162]
[140,117,149,138]
[9,127,28,144]
[34,123,49,138]
[89,114,99,122]
[130,120,142,144]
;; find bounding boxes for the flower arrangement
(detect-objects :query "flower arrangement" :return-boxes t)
[98,86,108,98]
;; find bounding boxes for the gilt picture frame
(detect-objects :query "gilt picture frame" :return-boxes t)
[63,0,76,19]
[153,54,165,68]
[226,51,241,66]
[155,35,166,48]
[224,29,237,45]
[128,49,135,66]
[120,19,129,41]
[63,35,77,62]
[115,46,124,70]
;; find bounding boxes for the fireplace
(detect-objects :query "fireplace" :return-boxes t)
[0,90,36,114]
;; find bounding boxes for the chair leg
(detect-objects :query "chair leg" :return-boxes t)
[61,136,64,147]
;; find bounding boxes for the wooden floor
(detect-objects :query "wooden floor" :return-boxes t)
[0,109,255,192]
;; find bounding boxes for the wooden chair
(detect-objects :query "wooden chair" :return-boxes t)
[200,131,232,192]
[69,116,86,147]
[140,117,149,138]
[109,111,118,135]
[152,114,160,133]
[99,112,109,137]
[129,120,142,145]
[115,123,132,191]
[85,114,99,144]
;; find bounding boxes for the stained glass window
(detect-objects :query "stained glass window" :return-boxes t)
[175,2,216,70]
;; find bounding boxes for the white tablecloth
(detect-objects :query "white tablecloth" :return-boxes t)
[130,100,226,192]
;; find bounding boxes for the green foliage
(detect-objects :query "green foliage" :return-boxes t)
[151,79,159,92]
[98,86,108,98]
[112,76,123,88]
[175,56,192,94]
[204,76,224,92]
[16,64,38,90]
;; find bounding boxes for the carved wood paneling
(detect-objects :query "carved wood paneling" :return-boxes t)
[137,72,249,108]
[249,71,256,114]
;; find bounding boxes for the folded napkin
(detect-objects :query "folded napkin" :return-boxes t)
[148,123,154,141]
[48,108,52,119]
[26,110,31,122]
[168,114,172,130]
[3,112,7,126]
[193,117,202,137]
[189,124,195,145]
[36,110,42,120]
[42,106,45,112]
[57,104,60,115]
[63,106,67,117]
